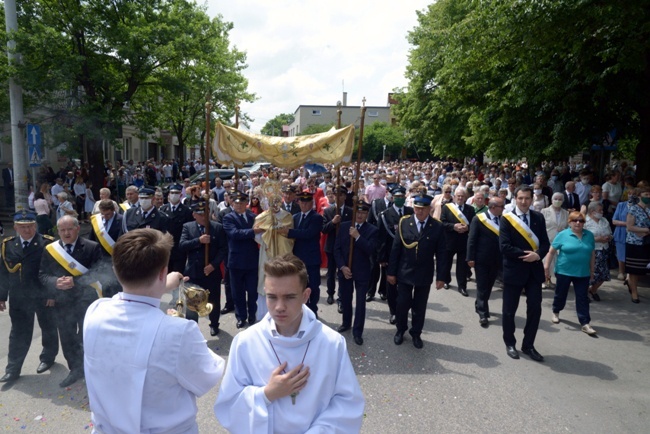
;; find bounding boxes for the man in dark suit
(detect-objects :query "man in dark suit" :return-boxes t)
[281,191,324,315]
[387,194,446,349]
[377,187,413,324]
[334,202,378,345]
[215,189,235,314]
[88,200,123,298]
[441,187,476,297]
[561,181,581,212]
[500,185,550,362]
[179,200,227,336]
[2,163,14,208]
[39,215,104,387]
[122,188,169,233]
[0,212,58,383]
[159,184,193,273]
[365,193,392,301]
[281,184,300,215]
[222,191,263,328]
[322,186,352,310]
[466,197,504,328]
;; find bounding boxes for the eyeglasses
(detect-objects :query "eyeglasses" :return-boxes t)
[571,220,586,223]
[443,191,451,194]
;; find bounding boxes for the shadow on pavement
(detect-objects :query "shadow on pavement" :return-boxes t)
[542,355,618,380]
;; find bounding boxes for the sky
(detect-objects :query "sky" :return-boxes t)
[206,0,432,133]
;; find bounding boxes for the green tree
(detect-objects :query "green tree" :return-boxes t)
[298,123,334,136]
[261,113,294,136]
[7,0,250,191]
[397,0,650,180]
[359,122,405,161]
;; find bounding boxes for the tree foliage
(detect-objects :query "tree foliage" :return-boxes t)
[360,122,405,161]
[396,0,650,180]
[261,113,294,136]
[3,0,252,189]
[298,123,334,136]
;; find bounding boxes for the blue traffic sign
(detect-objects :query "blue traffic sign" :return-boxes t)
[29,145,42,167]
[27,123,41,145]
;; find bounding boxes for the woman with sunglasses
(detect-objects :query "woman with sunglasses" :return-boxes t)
[544,211,597,335]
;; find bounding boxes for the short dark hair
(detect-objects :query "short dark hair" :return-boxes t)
[514,185,533,198]
[113,229,173,286]
[98,199,115,212]
[264,254,308,290]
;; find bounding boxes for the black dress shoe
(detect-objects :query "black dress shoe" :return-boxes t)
[0,372,18,383]
[458,287,469,297]
[353,336,363,345]
[337,325,351,333]
[220,306,233,315]
[59,370,84,388]
[36,362,54,374]
[209,326,219,336]
[479,318,489,328]
[412,335,423,349]
[327,295,334,305]
[337,300,343,314]
[521,347,544,362]
[389,315,396,325]
[236,320,247,329]
[365,295,375,302]
[394,332,404,345]
[506,346,520,359]
[379,293,387,301]
[443,283,450,289]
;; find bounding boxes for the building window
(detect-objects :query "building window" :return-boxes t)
[368,110,379,117]
[312,110,321,116]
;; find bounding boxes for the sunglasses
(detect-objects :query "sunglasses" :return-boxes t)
[571,219,586,223]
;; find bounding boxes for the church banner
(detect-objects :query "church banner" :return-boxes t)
[213,122,355,168]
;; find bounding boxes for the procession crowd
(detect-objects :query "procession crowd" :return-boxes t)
[1,155,649,433]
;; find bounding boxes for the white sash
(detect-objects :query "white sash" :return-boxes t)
[46,242,89,276]
[477,213,499,236]
[91,214,116,255]
[446,202,469,224]
[503,211,540,250]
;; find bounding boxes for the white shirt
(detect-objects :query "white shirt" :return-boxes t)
[215,305,364,434]
[84,293,224,434]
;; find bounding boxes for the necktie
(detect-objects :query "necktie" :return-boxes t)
[398,208,403,217]
[300,213,307,228]
[459,205,463,212]
[419,220,425,232]
[240,213,247,224]
[65,244,73,254]
[23,241,29,249]
[521,214,528,225]
[494,216,499,226]
[356,223,361,230]
[199,225,205,235]
[568,194,573,207]
[171,206,176,213]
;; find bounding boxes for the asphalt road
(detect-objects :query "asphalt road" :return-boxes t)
[0,264,649,433]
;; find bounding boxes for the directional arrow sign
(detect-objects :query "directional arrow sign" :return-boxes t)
[27,123,41,145]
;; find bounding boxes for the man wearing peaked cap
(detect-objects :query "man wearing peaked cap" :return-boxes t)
[0,212,58,383]
[281,184,300,215]
[179,199,228,336]
[366,185,394,302]
[122,187,169,234]
[387,192,446,349]
[377,186,414,324]
[322,185,353,309]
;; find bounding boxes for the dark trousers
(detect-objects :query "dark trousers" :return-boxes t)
[443,249,469,289]
[5,298,58,375]
[386,280,398,315]
[502,280,542,349]
[475,262,499,319]
[223,265,234,310]
[367,260,386,298]
[55,293,96,371]
[552,273,591,325]
[5,185,14,207]
[338,275,369,337]
[305,264,321,316]
[396,283,431,337]
[230,268,257,322]
[185,274,222,327]
[326,252,338,297]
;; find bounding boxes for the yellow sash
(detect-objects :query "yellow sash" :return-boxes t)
[477,213,499,236]
[90,214,115,255]
[45,243,87,277]
[503,212,539,250]
[120,201,130,212]
[446,203,469,224]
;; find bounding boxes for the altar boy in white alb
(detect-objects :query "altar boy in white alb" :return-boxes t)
[215,253,364,433]
[84,229,225,434]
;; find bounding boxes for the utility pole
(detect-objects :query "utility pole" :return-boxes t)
[4,0,28,211]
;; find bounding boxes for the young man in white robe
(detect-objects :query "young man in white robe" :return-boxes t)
[215,253,364,433]
[83,229,225,434]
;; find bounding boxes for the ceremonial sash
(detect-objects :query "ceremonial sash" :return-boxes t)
[503,212,539,250]
[380,212,396,239]
[446,203,469,224]
[90,214,116,255]
[45,243,103,297]
[119,201,129,212]
[477,213,499,236]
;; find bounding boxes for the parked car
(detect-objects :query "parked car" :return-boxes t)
[188,168,250,184]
